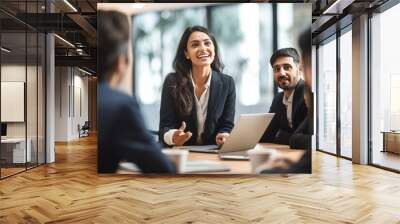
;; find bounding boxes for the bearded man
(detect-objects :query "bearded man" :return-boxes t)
[260,48,308,145]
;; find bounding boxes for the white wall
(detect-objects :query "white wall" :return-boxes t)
[1,65,31,138]
[46,32,56,163]
[55,66,69,141]
[73,73,89,136]
[54,67,89,141]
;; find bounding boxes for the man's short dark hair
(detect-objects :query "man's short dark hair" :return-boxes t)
[269,48,300,66]
[98,10,130,82]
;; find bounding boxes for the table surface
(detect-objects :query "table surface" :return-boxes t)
[118,143,305,174]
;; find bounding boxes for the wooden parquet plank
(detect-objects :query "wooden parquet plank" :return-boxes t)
[1,135,400,223]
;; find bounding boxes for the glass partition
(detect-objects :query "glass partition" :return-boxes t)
[1,30,28,177]
[0,1,46,179]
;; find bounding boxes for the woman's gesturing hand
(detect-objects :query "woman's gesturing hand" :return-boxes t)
[173,122,192,146]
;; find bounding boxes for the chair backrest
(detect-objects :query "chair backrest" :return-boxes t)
[82,121,90,130]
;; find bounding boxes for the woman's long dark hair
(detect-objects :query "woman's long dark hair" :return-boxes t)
[172,25,224,116]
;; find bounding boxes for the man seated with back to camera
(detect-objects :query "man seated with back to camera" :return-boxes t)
[259,48,308,149]
[97,10,176,174]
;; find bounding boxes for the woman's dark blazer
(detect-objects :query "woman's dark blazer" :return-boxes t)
[159,70,236,146]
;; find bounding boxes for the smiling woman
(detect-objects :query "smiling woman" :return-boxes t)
[185,31,216,68]
[159,25,236,148]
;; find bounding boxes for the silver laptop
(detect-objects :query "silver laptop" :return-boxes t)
[175,113,274,159]
[218,113,274,160]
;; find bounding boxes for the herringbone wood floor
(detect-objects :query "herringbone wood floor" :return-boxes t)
[1,135,400,223]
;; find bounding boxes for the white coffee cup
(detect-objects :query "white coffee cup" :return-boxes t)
[162,149,189,173]
[247,148,277,173]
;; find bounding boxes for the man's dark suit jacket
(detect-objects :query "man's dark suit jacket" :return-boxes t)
[260,79,308,145]
[98,82,176,173]
[260,149,311,174]
[289,115,313,149]
[159,70,236,146]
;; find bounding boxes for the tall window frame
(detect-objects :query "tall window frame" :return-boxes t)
[369,0,400,173]
[315,24,353,160]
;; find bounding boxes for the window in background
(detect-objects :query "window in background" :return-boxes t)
[317,37,337,154]
[133,3,309,132]
[277,3,311,50]
[133,8,206,131]
[371,3,400,171]
[339,29,352,158]
[209,3,273,114]
[211,4,261,106]
[277,4,293,49]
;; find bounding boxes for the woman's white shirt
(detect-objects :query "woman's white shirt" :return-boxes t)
[163,71,212,145]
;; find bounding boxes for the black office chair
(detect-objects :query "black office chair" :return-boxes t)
[79,121,90,138]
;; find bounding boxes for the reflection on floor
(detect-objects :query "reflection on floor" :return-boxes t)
[0,163,40,178]
[373,150,400,171]
[0,167,25,177]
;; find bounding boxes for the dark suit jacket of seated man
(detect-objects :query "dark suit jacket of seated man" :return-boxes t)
[98,82,176,173]
[159,70,235,146]
[260,79,308,145]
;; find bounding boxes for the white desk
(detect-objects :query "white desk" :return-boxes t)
[382,131,400,154]
[1,138,31,163]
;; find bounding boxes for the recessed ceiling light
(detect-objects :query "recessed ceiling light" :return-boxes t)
[63,0,78,12]
[54,34,75,48]
[78,67,93,76]
[1,47,11,53]
[322,0,353,15]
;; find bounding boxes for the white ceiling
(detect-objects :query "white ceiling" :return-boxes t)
[97,3,226,15]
